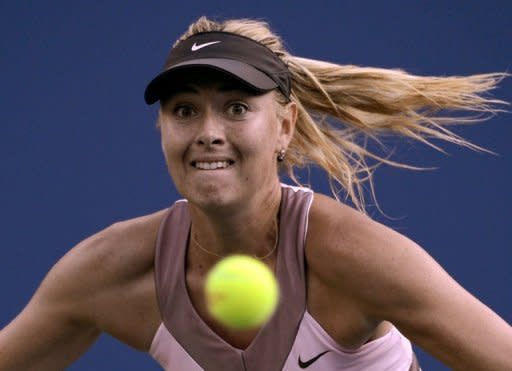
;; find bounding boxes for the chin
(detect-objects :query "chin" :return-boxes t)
[186,182,240,211]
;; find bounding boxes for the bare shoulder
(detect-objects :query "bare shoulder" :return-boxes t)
[77,208,169,280]
[32,208,170,347]
[306,193,390,278]
[44,208,169,294]
[305,192,431,344]
[305,192,422,314]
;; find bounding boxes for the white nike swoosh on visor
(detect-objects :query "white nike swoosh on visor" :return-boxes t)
[191,41,221,51]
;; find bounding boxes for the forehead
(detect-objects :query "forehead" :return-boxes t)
[160,67,268,101]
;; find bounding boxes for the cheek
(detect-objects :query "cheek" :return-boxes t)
[253,115,280,152]
[160,130,172,160]
[160,130,185,172]
[236,119,279,162]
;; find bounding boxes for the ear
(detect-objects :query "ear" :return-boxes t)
[276,101,297,151]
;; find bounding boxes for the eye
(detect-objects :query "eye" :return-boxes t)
[226,102,248,117]
[173,104,197,119]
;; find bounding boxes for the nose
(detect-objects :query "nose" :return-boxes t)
[195,111,225,148]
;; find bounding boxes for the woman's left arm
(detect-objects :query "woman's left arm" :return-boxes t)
[309,195,512,370]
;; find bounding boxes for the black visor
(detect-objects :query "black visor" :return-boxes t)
[144,32,291,104]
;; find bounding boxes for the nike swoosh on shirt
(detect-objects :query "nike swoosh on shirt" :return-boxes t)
[191,41,221,51]
[298,350,330,368]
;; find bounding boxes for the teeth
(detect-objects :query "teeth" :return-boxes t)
[195,161,230,170]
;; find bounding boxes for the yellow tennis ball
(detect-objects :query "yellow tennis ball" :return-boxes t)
[205,254,279,329]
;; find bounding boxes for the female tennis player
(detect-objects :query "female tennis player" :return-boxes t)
[0,16,511,370]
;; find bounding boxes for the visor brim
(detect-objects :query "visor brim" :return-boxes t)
[144,58,278,105]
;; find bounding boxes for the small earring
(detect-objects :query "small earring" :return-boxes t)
[277,149,286,162]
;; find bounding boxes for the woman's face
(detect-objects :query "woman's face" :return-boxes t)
[158,73,295,211]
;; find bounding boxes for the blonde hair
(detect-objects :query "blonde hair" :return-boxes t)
[174,16,508,212]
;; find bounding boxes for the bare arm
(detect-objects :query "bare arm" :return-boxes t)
[0,211,164,371]
[0,237,103,370]
[0,298,100,371]
[308,194,512,370]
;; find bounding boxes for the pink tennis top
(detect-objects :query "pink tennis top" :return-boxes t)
[150,184,420,370]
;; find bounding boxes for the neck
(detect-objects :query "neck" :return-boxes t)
[188,182,282,262]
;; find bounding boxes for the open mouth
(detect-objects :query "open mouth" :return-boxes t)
[191,160,235,170]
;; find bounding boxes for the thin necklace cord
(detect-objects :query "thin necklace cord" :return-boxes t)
[190,217,279,260]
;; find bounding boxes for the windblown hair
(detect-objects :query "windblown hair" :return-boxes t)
[175,16,508,212]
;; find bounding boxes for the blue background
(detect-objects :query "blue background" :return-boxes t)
[1,1,510,370]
